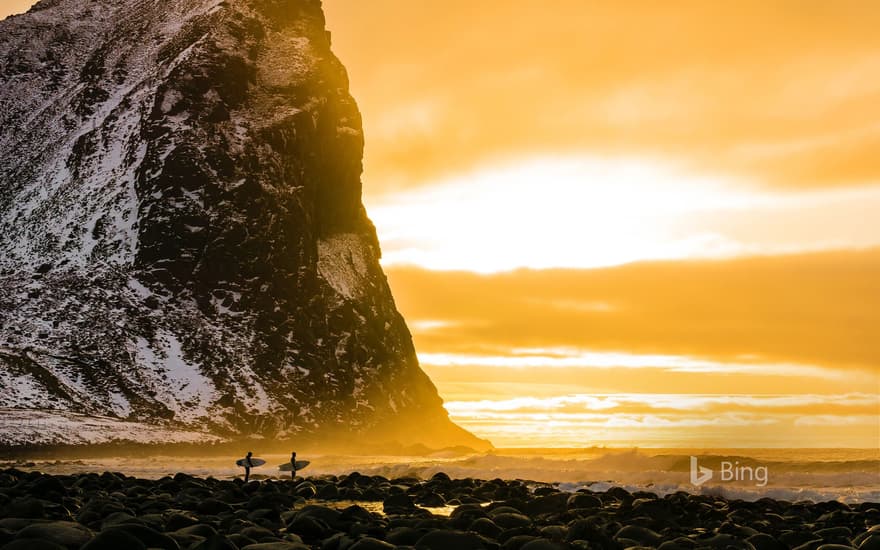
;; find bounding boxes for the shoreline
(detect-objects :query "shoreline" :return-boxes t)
[1,448,878,505]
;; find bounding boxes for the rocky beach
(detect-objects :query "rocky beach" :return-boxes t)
[0,468,878,550]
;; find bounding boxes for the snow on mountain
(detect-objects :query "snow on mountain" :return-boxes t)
[0,0,489,450]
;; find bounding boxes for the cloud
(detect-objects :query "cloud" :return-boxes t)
[793,415,879,426]
[442,392,879,447]
[419,349,845,380]
[386,249,880,371]
[444,393,880,415]
[324,0,880,193]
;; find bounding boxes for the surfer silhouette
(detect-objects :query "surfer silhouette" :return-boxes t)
[290,451,297,479]
[244,451,253,482]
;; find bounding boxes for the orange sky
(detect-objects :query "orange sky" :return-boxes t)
[323,0,880,447]
[323,0,880,194]
[0,1,34,18]
[3,1,878,447]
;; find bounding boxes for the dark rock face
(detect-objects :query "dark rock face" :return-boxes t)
[0,0,487,449]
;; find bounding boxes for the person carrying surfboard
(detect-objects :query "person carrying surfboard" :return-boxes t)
[236,453,266,480]
[277,456,308,474]
[243,451,254,482]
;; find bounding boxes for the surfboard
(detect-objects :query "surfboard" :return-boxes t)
[235,458,266,467]
[278,460,310,471]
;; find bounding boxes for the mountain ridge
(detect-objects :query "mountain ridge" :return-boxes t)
[0,0,490,451]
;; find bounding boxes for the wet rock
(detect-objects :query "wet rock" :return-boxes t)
[492,513,532,529]
[539,525,567,541]
[470,517,503,539]
[616,525,663,546]
[295,505,342,525]
[0,519,47,533]
[241,543,310,550]
[247,508,282,525]
[294,482,317,499]
[747,533,787,550]
[525,494,569,516]
[450,504,488,529]
[568,493,603,510]
[383,494,417,515]
[287,515,331,540]
[520,540,568,550]
[339,505,375,525]
[229,533,258,547]
[174,524,219,539]
[793,540,827,550]
[782,533,823,548]
[99,511,139,529]
[858,534,880,550]
[489,506,524,517]
[0,540,68,550]
[566,519,620,550]
[14,521,93,548]
[80,528,147,550]
[816,528,853,543]
[197,499,233,515]
[415,492,446,507]
[28,476,67,499]
[698,534,757,550]
[6,498,45,519]
[503,535,541,550]
[191,534,240,550]
[316,484,339,500]
[658,537,697,550]
[605,487,632,500]
[319,532,348,550]
[240,526,276,541]
[104,523,179,549]
[718,522,759,538]
[416,529,487,549]
[346,538,396,550]
[386,526,424,546]
[631,499,676,521]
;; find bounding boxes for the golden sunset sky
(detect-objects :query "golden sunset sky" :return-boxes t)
[3,1,878,447]
[321,0,880,448]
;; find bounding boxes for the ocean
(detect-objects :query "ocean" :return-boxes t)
[6,447,878,504]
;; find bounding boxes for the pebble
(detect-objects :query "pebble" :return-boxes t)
[0,469,875,550]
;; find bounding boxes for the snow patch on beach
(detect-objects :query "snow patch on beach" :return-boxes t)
[0,409,222,446]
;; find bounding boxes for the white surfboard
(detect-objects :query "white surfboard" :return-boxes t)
[279,460,310,471]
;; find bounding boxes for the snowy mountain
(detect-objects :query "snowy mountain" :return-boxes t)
[0,0,488,450]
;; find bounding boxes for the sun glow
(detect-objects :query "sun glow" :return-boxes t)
[367,156,880,273]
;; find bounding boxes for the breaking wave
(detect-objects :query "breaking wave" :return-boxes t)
[8,448,878,503]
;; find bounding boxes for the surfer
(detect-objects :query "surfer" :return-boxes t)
[290,451,297,479]
[243,451,254,483]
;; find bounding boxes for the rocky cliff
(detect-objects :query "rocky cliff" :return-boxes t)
[0,0,488,450]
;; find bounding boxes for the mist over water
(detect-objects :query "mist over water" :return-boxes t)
[9,448,878,504]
